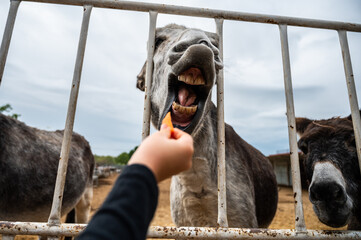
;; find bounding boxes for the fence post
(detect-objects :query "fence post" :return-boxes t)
[0,0,20,85]
[142,11,158,140]
[338,30,361,175]
[215,18,228,228]
[47,4,93,226]
[278,24,306,232]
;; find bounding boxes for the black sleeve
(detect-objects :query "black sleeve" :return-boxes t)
[76,164,159,240]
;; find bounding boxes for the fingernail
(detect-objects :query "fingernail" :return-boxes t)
[161,123,169,130]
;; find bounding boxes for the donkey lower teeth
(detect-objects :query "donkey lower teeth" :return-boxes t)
[172,102,197,115]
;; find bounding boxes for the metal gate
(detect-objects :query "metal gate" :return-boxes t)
[1,0,361,239]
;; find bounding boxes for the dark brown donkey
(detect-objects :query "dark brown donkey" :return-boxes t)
[296,112,361,229]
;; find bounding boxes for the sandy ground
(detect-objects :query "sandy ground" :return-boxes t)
[8,173,345,240]
[151,178,346,230]
[91,174,345,230]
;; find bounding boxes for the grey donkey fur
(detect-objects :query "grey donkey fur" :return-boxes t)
[137,24,278,227]
[0,113,94,224]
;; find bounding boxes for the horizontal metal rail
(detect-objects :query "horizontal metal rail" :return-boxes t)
[19,0,361,32]
[1,222,361,239]
[0,222,86,237]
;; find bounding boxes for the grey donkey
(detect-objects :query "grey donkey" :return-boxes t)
[137,24,278,227]
[0,113,94,227]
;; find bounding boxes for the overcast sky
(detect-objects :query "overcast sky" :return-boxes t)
[0,0,360,156]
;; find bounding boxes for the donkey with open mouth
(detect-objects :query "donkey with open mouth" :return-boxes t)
[137,24,278,227]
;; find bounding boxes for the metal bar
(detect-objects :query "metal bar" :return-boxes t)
[0,222,86,237]
[0,0,21,85]
[278,24,306,232]
[215,18,228,228]
[141,11,158,140]
[19,0,361,32]
[338,30,361,175]
[47,5,93,226]
[148,226,361,239]
[2,222,361,239]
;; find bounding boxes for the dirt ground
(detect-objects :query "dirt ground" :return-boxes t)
[9,173,345,240]
[91,173,345,230]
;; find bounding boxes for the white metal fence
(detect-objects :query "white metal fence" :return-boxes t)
[1,0,361,239]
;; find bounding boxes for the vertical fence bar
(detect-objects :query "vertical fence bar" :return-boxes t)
[47,5,93,226]
[215,18,228,228]
[142,11,158,140]
[278,24,306,232]
[338,30,361,174]
[0,0,20,85]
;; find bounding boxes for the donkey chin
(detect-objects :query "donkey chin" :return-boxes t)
[312,199,353,228]
[309,161,354,228]
[157,43,222,135]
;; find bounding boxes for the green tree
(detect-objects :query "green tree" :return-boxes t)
[128,146,138,159]
[95,145,139,166]
[115,152,130,165]
[94,155,116,165]
[0,104,21,119]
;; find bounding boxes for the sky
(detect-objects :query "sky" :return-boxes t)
[0,0,360,156]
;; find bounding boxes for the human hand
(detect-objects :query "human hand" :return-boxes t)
[128,124,194,182]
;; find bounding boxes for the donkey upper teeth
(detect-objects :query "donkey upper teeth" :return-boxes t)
[178,74,205,85]
[172,101,197,115]
[178,74,186,82]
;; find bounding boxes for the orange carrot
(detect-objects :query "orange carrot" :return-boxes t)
[162,112,174,133]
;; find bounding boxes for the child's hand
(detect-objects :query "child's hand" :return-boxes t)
[128,124,194,182]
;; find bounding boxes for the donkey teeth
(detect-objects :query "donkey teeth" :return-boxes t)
[172,102,197,114]
[178,74,186,82]
[177,74,205,85]
[195,76,205,85]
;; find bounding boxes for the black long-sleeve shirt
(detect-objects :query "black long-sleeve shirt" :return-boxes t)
[77,164,159,240]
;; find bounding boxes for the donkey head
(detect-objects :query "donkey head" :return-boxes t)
[137,24,223,136]
[296,115,361,228]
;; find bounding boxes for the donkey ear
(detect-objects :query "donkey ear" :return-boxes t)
[136,61,146,92]
[295,117,312,136]
[347,109,361,121]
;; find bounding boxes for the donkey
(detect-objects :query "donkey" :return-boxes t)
[296,113,361,229]
[0,113,94,224]
[137,24,278,228]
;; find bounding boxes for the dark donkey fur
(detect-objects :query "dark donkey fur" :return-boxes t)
[0,113,94,223]
[137,24,278,227]
[296,112,361,229]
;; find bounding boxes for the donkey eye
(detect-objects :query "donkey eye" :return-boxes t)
[155,37,166,49]
[298,139,308,154]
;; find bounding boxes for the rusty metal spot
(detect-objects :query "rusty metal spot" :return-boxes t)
[0,222,15,229]
[249,228,262,234]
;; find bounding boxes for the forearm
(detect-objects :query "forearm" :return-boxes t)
[77,164,159,240]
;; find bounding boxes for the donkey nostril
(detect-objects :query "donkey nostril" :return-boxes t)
[198,40,209,47]
[310,182,346,203]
